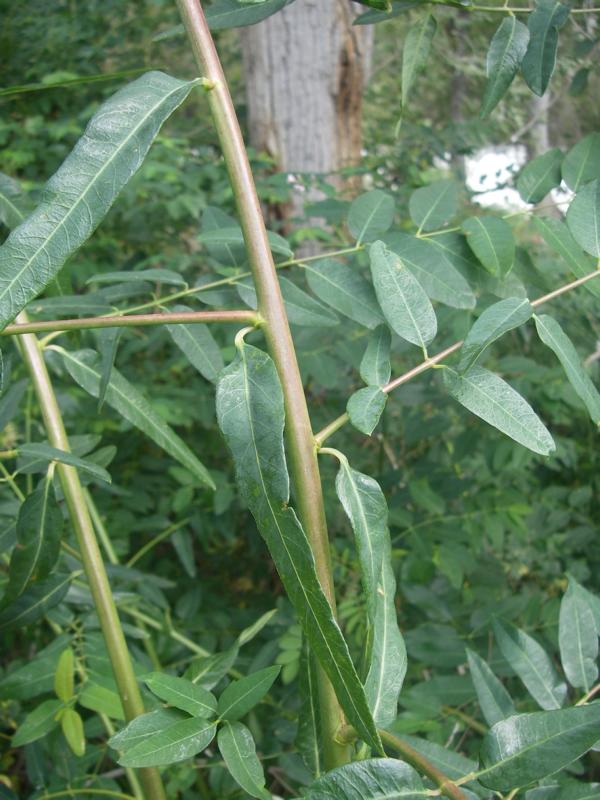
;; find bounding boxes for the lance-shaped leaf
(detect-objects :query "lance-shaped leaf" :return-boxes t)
[218,722,271,800]
[517,149,563,203]
[217,666,280,722]
[481,16,530,117]
[0,572,72,631]
[296,646,322,778]
[96,327,122,410]
[88,268,187,287]
[304,259,385,329]
[237,275,339,327]
[402,14,437,108]
[109,708,185,752]
[370,241,437,349]
[521,0,570,96]
[60,707,86,757]
[562,133,600,192]
[144,673,217,718]
[0,172,30,230]
[3,476,62,605]
[459,297,533,372]
[533,216,600,299]
[479,704,600,791]
[566,179,600,258]
[18,443,111,484]
[462,216,515,276]
[206,0,289,30]
[166,304,224,384]
[360,325,391,387]
[199,226,292,258]
[118,716,217,767]
[466,648,515,727]
[534,314,600,425]
[445,367,555,455]
[559,579,599,692]
[493,619,567,709]
[305,758,425,800]
[216,341,382,753]
[57,348,214,489]
[409,179,458,233]
[0,71,196,331]
[12,698,62,747]
[347,387,387,436]
[347,190,395,245]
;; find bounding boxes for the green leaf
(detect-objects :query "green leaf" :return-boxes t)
[369,241,437,349]
[462,216,515,276]
[237,609,278,647]
[304,259,385,329]
[217,722,271,800]
[534,314,600,425]
[458,297,533,372]
[445,367,555,455]
[54,647,75,703]
[0,633,71,700]
[0,380,28,432]
[517,149,563,203]
[237,275,339,328]
[216,341,382,753]
[493,619,567,709]
[96,327,122,411]
[466,649,515,727]
[481,17,530,117]
[382,233,476,310]
[60,707,85,757]
[347,190,395,245]
[144,672,217,718]
[0,172,29,230]
[479,704,600,791]
[559,579,599,691]
[402,14,437,107]
[521,0,570,96]
[198,226,292,258]
[58,348,214,489]
[398,734,478,782]
[166,304,224,384]
[562,133,600,191]
[201,206,245,267]
[12,698,62,747]
[18,443,111,484]
[305,758,426,800]
[87,268,187,287]
[217,666,280,722]
[0,572,72,632]
[360,325,391,387]
[3,476,62,605]
[79,682,125,721]
[533,216,600,299]
[409,179,458,233]
[566,179,600,258]
[109,708,185,752]
[297,646,321,778]
[118,716,216,767]
[0,72,195,331]
[206,0,288,30]
[347,387,387,436]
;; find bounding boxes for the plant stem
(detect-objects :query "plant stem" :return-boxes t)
[315,268,600,446]
[175,0,349,769]
[16,312,166,800]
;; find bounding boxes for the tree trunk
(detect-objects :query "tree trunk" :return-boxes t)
[240,0,373,222]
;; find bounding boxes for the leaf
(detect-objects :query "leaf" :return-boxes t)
[0,379,28,431]
[533,216,600,299]
[11,698,62,747]
[109,708,185,752]
[3,477,62,605]
[305,758,426,800]
[166,304,224,384]
[445,367,555,455]
[534,314,600,425]
[481,16,530,117]
[521,0,570,96]
[562,133,600,192]
[18,443,111,484]
[462,216,515,276]
[466,649,515,727]
[79,682,125,720]
[0,72,196,331]
[517,148,563,203]
[479,704,600,791]
[237,608,278,647]
[493,619,567,710]
[216,341,382,753]
[217,722,271,800]
[0,572,72,631]
[297,646,321,777]
[409,179,458,233]
[237,276,339,328]
[87,269,187,287]
[347,387,387,436]
[402,14,437,107]
[96,327,122,411]
[304,259,385,329]
[458,297,533,372]
[201,206,246,266]
[566,179,600,258]
[118,716,217,767]
[0,172,29,230]
[360,325,391,387]
[217,666,279,722]
[369,241,437,349]
[397,734,478,781]
[58,348,214,489]
[206,0,289,30]
[382,232,476,310]
[144,672,217,718]
[60,707,85,757]
[347,190,395,245]
[559,579,599,691]
[198,226,292,258]
[54,647,75,703]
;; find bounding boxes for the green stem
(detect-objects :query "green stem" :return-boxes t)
[85,489,120,566]
[16,312,166,800]
[175,0,349,769]
[126,517,191,567]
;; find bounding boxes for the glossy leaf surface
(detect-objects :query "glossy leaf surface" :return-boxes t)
[305,758,425,800]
